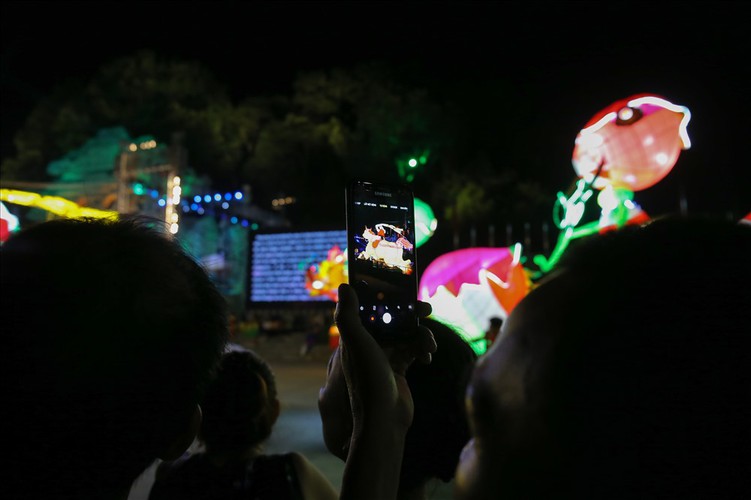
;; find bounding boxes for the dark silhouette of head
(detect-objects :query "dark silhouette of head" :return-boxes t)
[455,215,751,499]
[399,317,477,493]
[199,349,280,457]
[2,217,229,498]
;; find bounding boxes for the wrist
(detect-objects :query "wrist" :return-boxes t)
[341,427,407,500]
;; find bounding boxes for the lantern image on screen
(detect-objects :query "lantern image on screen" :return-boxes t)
[572,94,691,191]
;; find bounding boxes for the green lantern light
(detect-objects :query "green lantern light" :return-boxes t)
[414,197,437,248]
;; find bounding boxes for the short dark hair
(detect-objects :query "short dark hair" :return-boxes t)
[199,349,279,455]
[536,215,751,497]
[399,317,478,490]
[2,217,229,497]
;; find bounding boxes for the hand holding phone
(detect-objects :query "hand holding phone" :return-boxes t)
[345,180,419,341]
[319,282,435,455]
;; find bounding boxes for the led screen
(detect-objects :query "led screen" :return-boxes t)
[248,229,347,303]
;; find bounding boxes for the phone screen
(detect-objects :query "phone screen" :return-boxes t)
[346,180,418,339]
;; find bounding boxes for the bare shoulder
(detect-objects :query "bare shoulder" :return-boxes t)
[288,452,339,500]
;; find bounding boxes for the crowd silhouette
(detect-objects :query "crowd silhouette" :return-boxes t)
[3,213,749,499]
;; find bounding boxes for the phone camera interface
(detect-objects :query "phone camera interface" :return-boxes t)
[350,187,417,333]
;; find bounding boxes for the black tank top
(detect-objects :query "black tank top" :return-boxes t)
[149,452,305,500]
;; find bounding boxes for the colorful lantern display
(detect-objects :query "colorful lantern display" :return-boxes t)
[312,94,696,346]
[418,244,531,353]
[0,189,118,221]
[414,197,437,248]
[304,245,347,301]
[305,197,435,302]
[572,94,691,191]
[1,201,20,243]
[534,94,691,275]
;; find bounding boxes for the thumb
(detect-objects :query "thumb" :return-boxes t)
[335,283,363,346]
[335,283,387,385]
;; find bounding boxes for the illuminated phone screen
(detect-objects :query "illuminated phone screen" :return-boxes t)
[347,181,418,338]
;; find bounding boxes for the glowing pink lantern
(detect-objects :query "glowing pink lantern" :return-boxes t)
[420,247,530,315]
[419,247,516,299]
[572,94,691,191]
[418,246,531,350]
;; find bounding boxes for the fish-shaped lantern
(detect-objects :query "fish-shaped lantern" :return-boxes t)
[572,94,691,191]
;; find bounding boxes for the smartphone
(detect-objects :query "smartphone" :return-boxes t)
[345,180,419,341]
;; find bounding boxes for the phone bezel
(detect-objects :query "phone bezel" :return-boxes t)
[345,179,419,341]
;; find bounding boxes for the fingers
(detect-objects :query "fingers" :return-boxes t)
[382,344,415,376]
[414,325,437,365]
[335,284,386,370]
[335,283,369,348]
[318,347,352,461]
[416,300,432,319]
[331,284,418,437]
[336,283,437,369]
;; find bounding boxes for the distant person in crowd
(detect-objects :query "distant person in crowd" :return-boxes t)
[150,349,338,500]
[3,217,229,499]
[228,313,238,339]
[319,317,476,500]
[397,317,477,499]
[483,316,503,350]
[300,312,326,358]
[324,215,751,500]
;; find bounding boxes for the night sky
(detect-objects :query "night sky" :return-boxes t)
[2,0,749,218]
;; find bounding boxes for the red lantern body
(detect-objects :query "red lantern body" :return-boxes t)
[572,94,691,191]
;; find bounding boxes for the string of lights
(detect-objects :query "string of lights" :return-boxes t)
[131,183,258,228]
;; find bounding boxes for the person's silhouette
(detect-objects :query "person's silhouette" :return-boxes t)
[3,217,229,499]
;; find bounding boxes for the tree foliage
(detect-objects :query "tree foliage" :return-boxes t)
[2,51,554,233]
[1,51,238,183]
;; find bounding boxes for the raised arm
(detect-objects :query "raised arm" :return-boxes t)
[319,284,435,500]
